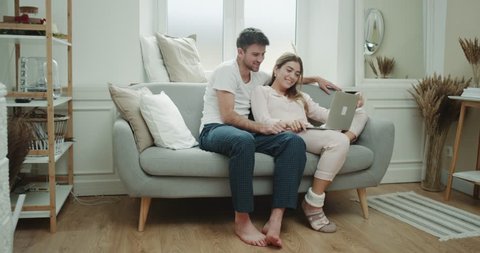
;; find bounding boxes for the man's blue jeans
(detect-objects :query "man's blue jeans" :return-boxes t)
[199,123,307,213]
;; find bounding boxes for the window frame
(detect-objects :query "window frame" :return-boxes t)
[156,0,298,70]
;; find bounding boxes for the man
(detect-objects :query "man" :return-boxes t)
[199,27,339,247]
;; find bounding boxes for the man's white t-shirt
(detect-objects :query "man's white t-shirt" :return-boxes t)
[200,59,270,131]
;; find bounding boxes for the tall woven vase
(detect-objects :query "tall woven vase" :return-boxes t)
[421,129,448,191]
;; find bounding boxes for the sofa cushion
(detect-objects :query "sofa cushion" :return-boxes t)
[155,33,208,83]
[304,145,374,175]
[109,84,154,152]
[139,145,374,177]
[140,92,198,150]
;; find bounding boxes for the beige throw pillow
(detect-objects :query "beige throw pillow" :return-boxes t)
[155,33,207,83]
[108,84,154,152]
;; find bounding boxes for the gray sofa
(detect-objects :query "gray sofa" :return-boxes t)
[112,82,395,231]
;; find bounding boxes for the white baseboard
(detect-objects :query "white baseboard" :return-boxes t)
[73,179,127,196]
[381,165,422,184]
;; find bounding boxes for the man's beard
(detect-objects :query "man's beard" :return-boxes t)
[243,59,260,72]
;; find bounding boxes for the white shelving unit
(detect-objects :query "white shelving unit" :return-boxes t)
[1,0,73,233]
[22,142,73,164]
[9,185,72,219]
[0,34,70,46]
[5,96,72,107]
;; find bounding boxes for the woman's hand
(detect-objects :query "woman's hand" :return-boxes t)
[355,92,365,108]
[343,131,358,143]
[284,120,306,133]
[316,77,341,94]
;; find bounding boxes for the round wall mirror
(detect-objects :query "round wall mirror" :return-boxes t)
[364,8,384,55]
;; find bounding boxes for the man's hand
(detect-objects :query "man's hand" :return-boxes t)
[302,76,341,94]
[258,122,287,135]
[316,77,341,94]
[283,120,306,133]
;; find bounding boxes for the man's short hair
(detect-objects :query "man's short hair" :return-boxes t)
[236,27,270,51]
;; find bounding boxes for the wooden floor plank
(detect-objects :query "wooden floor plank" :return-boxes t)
[13,183,480,253]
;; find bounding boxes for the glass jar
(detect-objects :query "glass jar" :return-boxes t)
[18,57,61,98]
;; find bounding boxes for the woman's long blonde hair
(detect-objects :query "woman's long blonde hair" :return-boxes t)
[268,52,308,112]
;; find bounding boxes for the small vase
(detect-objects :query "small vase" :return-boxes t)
[471,63,480,88]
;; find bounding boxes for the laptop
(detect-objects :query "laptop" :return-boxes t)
[307,91,359,131]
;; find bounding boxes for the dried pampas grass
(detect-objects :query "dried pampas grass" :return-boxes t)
[410,74,470,134]
[409,74,471,191]
[369,56,395,78]
[7,113,33,191]
[459,37,480,86]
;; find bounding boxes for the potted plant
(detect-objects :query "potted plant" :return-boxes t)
[368,56,395,79]
[409,74,470,191]
[459,37,480,87]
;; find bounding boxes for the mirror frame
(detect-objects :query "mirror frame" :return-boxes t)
[364,8,384,55]
[355,0,445,88]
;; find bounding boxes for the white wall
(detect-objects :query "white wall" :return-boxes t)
[139,0,157,36]
[363,0,425,79]
[69,0,147,195]
[5,0,477,196]
[68,0,360,195]
[297,0,354,86]
[73,0,144,86]
[0,1,12,87]
[441,0,480,195]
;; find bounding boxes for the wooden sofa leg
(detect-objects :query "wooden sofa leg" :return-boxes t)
[138,197,152,232]
[357,188,369,219]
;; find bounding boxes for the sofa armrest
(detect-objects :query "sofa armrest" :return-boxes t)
[113,118,151,196]
[355,117,395,184]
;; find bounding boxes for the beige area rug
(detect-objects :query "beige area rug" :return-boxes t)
[367,191,480,241]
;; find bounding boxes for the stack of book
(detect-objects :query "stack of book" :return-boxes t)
[461,87,480,98]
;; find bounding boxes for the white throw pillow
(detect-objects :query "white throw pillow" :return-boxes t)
[140,92,198,150]
[139,36,170,82]
[155,33,207,83]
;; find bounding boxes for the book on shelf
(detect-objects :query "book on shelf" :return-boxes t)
[461,87,480,98]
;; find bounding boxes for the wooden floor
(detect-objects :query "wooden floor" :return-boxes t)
[13,183,480,253]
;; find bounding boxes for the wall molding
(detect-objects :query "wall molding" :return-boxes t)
[74,179,126,196]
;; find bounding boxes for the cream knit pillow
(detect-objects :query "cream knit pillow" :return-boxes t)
[155,33,207,83]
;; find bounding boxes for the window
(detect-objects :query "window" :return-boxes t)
[244,0,296,72]
[167,0,223,71]
[164,0,297,71]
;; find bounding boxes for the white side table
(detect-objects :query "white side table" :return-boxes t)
[445,96,480,200]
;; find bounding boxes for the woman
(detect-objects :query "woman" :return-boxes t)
[251,53,368,233]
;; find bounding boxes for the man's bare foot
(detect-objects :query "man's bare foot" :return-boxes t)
[262,220,283,248]
[235,213,267,247]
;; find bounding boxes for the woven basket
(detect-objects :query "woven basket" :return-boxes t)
[25,109,69,155]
